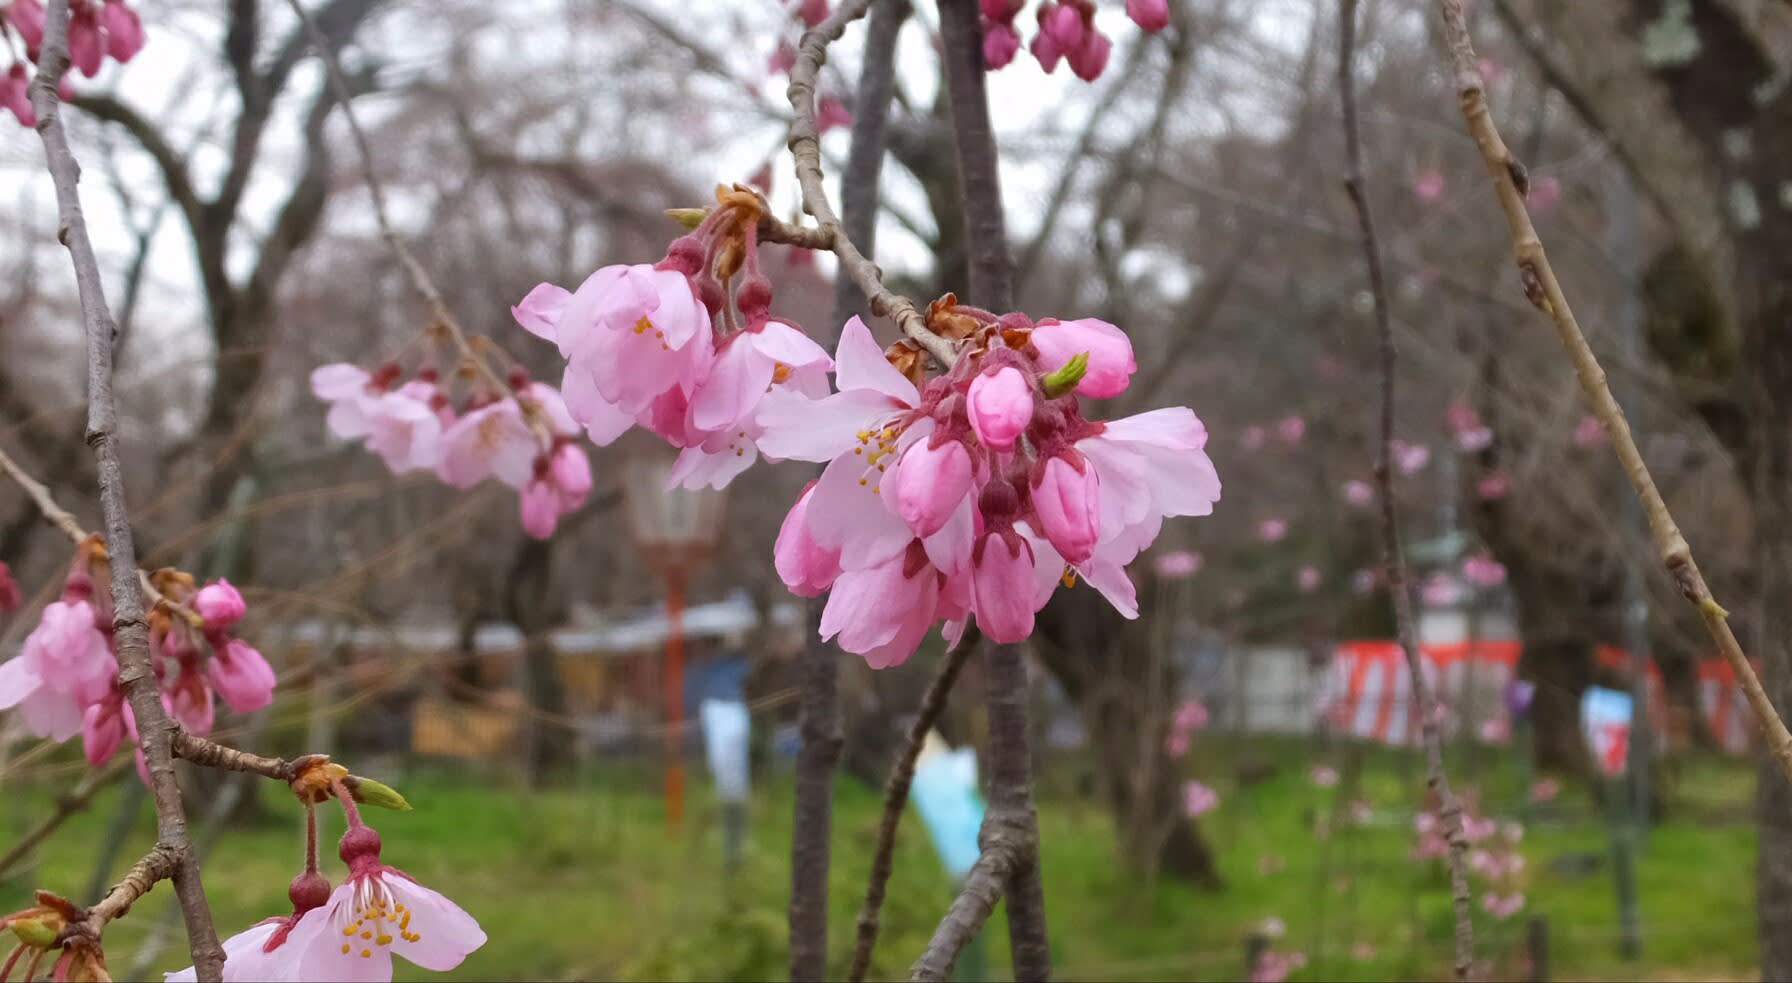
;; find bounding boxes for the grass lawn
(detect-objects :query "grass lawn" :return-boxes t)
[3,738,1760,981]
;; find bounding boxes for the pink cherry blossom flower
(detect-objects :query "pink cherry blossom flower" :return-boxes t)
[1065,28,1111,81]
[0,600,116,742]
[283,835,486,978]
[1420,572,1462,606]
[887,437,975,539]
[1529,175,1563,213]
[68,3,104,76]
[1413,833,1448,859]
[1153,550,1201,578]
[1351,568,1376,594]
[1277,416,1306,443]
[82,693,131,766]
[1477,471,1511,500]
[1461,814,1498,842]
[971,531,1038,643]
[1126,0,1169,32]
[1413,170,1446,201]
[1165,731,1190,757]
[1478,57,1508,84]
[1174,700,1208,733]
[1309,764,1339,787]
[166,916,303,982]
[1296,565,1321,592]
[774,484,844,598]
[6,0,45,52]
[796,0,828,26]
[1257,518,1287,543]
[1481,891,1525,919]
[1478,716,1511,743]
[1391,439,1430,474]
[436,399,537,489]
[0,561,20,612]
[1239,425,1266,451]
[819,542,960,668]
[1342,480,1374,507]
[982,19,1021,68]
[1,64,33,128]
[102,0,144,62]
[1414,812,1438,836]
[1031,454,1100,565]
[1573,414,1604,448]
[967,367,1034,451]
[1183,780,1218,817]
[1529,777,1560,802]
[1030,317,1135,398]
[1462,554,1506,586]
[195,579,247,631]
[767,41,798,75]
[206,639,275,714]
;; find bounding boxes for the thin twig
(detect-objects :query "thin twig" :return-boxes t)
[26,2,225,976]
[1429,0,1792,781]
[785,0,956,367]
[848,631,979,982]
[1339,0,1473,976]
[0,758,128,881]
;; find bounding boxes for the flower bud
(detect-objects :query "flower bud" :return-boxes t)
[1031,318,1135,397]
[888,438,973,538]
[339,825,383,865]
[1038,352,1088,400]
[206,639,276,714]
[971,532,1037,642]
[967,367,1033,451]
[1031,455,1101,565]
[982,20,1021,69]
[345,776,412,812]
[550,444,593,507]
[1125,0,1169,32]
[289,870,333,915]
[193,578,247,630]
[7,909,64,949]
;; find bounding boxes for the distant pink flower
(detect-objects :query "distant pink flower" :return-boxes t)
[1309,764,1339,787]
[1174,700,1208,732]
[1477,472,1511,500]
[81,692,131,766]
[1529,778,1560,802]
[1259,916,1287,938]
[1065,26,1111,80]
[1391,440,1430,474]
[206,639,275,714]
[102,0,144,61]
[1413,170,1446,201]
[767,41,797,75]
[1257,519,1288,543]
[1348,800,1373,824]
[1461,814,1498,842]
[68,3,104,76]
[0,600,115,741]
[816,96,852,134]
[436,400,537,490]
[1251,950,1307,983]
[982,20,1022,68]
[1573,414,1604,448]
[1351,568,1377,594]
[1277,416,1306,443]
[1455,427,1493,452]
[1165,731,1190,757]
[1462,554,1506,586]
[0,561,20,612]
[1296,566,1321,592]
[283,830,487,976]
[1445,400,1481,434]
[1478,716,1511,743]
[1183,780,1219,817]
[1154,550,1201,578]
[1239,425,1267,451]
[6,0,45,51]
[796,0,829,27]
[1352,942,1376,960]
[1477,58,1508,84]
[1126,0,1169,32]
[1,64,33,128]
[1415,812,1439,835]
[1420,572,1462,607]
[1342,480,1374,507]
[519,443,592,539]
[1529,175,1562,213]
[194,579,247,631]
[1481,891,1525,919]
[1030,317,1136,398]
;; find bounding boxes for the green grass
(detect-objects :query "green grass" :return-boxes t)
[3,739,1761,981]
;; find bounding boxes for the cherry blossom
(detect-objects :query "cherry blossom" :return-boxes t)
[0,598,115,742]
[1413,169,1446,201]
[1573,413,1605,448]
[1309,764,1339,787]
[1153,550,1201,578]
[1296,565,1321,592]
[1462,554,1506,587]
[1256,518,1287,543]
[1125,0,1169,32]
[1183,780,1218,817]
[0,560,20,612]
[1341,479,1374,507]
[1276,415,1305,443]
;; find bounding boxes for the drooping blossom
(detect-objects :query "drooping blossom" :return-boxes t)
[1,64,32,127]
[195,578,247,630]
[1341,480,1374,508]
[1461,813,1498,842]
[207,638,276,714]
[1256,518,1287,543]
[794,0,828,27]
[1,0,143,124]
[1029,317,1135,398]
[1455,426,1493,452]
[1461,554,1506,587]
[1165,699,1207,756]
[1153,549,1201,578]
[1125,0,1169,32]
[983,19,1021,67]
[1183,780,1218,817]
[0,597,115,742]
[767,41,798,75]
[282,824,487,978]
[310,364,446,474]
[1391,439,1430,474]
[1030,0,1111,81]
[169,859,334,981]
[0,560,20,612]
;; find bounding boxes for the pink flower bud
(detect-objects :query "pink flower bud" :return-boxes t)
[519,478,562,540]
[2,64,34,128]
[971,532,1037,642]
[82,699,126,766]
[1413,170,1446,201]
[967,367,1033,451]
[768,41,798,76]
[1041,1,1085,49]
[816,96,852,134]
[68,5,104,77]
[102,0,144,62]
[1031,317,1136,398]
[981,0,1023,21]
[888,438,973,538]
[550,444,593,508]
[194,578,247,631]
[9,0,46,52]
[797,0,829,27]
[1066,30,1111,81]
[0,560,20,612]
[1030,26,1063,72]
[1125,0,1169,32]
[1031,455,1101,564]
[982,20,1021,69]
[207,638,275,714]
[775,485,843,597]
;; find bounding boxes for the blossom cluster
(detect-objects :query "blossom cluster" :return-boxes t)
[1413,806,1527,920]
[0,539,272,778]
[506,187,1220,669]
[980,0,1167,76]
[310,356,593,539]
[1,0,143,126]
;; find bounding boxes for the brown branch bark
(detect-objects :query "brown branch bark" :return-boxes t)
[1429,0,1792,783]
[831,0,910,327]
[848,629,979,982]
[785,0,956,367]
[909,841,1020,982]
[788,620,841,982]
[1339,1,1473,976]
[26,2,224,977]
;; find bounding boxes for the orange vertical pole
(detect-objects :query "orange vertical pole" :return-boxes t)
[664,566,686,830]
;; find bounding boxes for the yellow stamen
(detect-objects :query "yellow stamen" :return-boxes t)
[633,316,654,335]
[341,944,351,954]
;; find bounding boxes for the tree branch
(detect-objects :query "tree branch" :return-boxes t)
[848,629,979,982]
[909,840,1019,982]
[1430,0,1792,783]
[27,2,225,977]
[1339,1,1473,976]
[831,0,910,326]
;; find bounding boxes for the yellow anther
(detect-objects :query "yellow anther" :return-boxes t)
[343,926,357,937]
[854,447,863,455]
[633,316,654,334]
[395,904,405,913]
[1060,568,1079,588]
[362,931,372,940]
[342,944,351,954]
[858,478,868,486]
[772,363,793,383]
[377,934,393,945]
[362,948,373,958]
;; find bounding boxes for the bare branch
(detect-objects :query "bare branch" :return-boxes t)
[26,1,224,976]
[1430,0,1792,782]
[1339,0,1473,975]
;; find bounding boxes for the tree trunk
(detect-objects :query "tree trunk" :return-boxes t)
[503,538,571,781]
